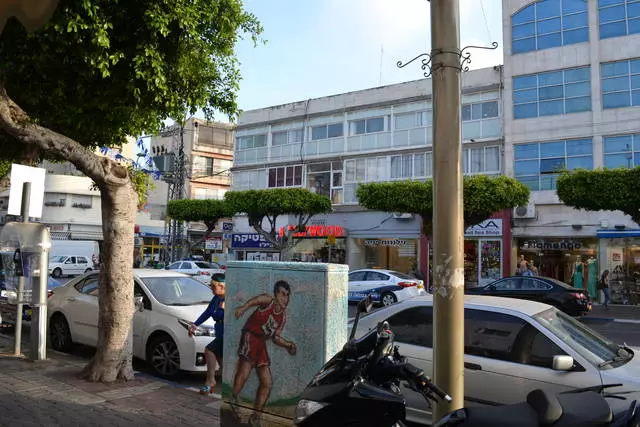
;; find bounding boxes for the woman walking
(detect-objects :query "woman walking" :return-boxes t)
[189,273,225,394]
[600,270,611,310]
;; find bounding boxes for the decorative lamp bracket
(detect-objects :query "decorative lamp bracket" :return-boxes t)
[396,42,499,77]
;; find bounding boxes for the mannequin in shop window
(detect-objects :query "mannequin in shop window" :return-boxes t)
[572,255,584,289]
[587,256,598,298]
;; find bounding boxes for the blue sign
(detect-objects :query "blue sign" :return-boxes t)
[223,222,234,231]
[231,233,275,249]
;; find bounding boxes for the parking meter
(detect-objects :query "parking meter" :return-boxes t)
[0,222,51,360]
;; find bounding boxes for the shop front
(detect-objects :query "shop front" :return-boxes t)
[349,238,418,273]
[597,229,640,305]
[283,224,347,263]
[231,233,280,261]
[463,219,504,288]
[517,237,598,284]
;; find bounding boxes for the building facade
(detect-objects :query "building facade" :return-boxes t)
[503,0,640,302]
[231,67,512,286]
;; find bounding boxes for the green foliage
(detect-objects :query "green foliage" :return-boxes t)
[557,168,640,224]
[129,167,155,208]
[357,175,530,235]
[167,198,234,224]
[0,0,262,159]
[0,160,10,179]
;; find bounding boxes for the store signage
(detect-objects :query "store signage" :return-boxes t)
[231,233,275,249]
[363,239,407,247]
[521,240,582,250]
[465,219,503,237]
[205,237,222,250]
[278,224,345,238]
[47,224,66,232]
[222,222,233,231]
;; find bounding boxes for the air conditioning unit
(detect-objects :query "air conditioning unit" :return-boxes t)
[392,212,414,219]
[513,201,536,219]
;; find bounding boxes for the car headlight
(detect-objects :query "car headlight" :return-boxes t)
[294,399,328,424]
[178,319,216,337]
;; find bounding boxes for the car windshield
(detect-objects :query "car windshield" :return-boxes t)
[194,262,215,269]
[534,308,632,368]
[141,276,212,306]
[51,256,67,263]
[391,271,415,280]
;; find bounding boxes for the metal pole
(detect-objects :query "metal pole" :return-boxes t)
[14,182,31,356]
[30,239,49,360]
[431,0,465,421]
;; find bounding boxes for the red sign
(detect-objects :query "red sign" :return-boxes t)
[278,225,345,238]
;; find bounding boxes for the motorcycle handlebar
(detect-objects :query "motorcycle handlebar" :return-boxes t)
[420,376,453,403]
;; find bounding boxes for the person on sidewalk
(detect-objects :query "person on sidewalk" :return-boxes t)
[600,270,610,310]
[189,273,225,395]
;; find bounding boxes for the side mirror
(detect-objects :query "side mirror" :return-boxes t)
[134,296,145,312]
[552,355,575,371]
[357,295,373,314]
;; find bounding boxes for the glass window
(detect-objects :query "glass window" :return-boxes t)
[488,278,521,291]
[349,117,385,135]
[511,0,588,54]
[311,126,327,141]
[385,307,434,348]
[349,271,367,281]
[312,123,343,140]
[599,0,640,39]
[601,59,640,109]
[604,133,640,168]
[236,134,266,150]
[327,123,343,138]
[366,271,390,281]
[267,165,303,188]
[75,276,99,296]
[465,309,527,362]
[513,66,591,119]
[141,276,214,306]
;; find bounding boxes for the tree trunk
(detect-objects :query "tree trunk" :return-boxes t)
[81,182,138,381]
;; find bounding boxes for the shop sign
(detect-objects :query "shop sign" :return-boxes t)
[278,224,345,238]
[231,233,275,249]
[205,237,222,250]
[222,222,233,232]
[521,240,582,250]
[465,219,503,237]
[47,224,66,232]
[363,239,407,247]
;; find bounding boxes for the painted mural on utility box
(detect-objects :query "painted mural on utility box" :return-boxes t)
[222,261,348,426]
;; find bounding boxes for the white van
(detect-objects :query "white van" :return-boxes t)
[49,255,93,278]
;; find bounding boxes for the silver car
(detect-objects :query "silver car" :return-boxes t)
[353,294,640,425]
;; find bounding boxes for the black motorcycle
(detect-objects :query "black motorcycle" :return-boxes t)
[294,296,640,427]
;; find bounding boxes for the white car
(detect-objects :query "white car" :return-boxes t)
[353,295,640,425]
[348,269,425,306]
[48,269,217,378]
[49,255,93,278]
[165,260,225,283]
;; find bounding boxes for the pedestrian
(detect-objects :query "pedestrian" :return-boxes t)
[189,273,225,394]
[600,270,611,310]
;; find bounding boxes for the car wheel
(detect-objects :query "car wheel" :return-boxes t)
[148,335,181,378]
[381,292,397,306]
[49,313,73,352]
[52,268,62,278]
[84,268,92,273]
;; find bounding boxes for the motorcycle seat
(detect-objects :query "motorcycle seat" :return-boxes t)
[527,388,612,427]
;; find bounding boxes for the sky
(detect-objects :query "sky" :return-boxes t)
[230,0,504,114]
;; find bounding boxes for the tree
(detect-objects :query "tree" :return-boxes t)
[166,199,234,256]
[225,188,332,252]
[356,175,530,235]
[0,0,261,382]
[557,168,640,224]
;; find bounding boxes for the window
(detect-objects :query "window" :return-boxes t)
[74,276,99,296]
[236,134,267,150]
[511,0,588,54]
[521,278,553,290]
[514,138,593,190]
[461,146,501,174]
[598,0,640,39]
[311,123,343,140]
[307,162,343,204]
[268,165,303,188]
[385,307,434,348]
[71,194,93,209]
[349,271,367,281]
[390,153,432,180]
[465,309,526,362]
[44,193,66,207]
[462,101,499,121]
[366,271,390,281]
[394,111,431,130]
[272,129,303,146]
[603,133,640,168]
[194,188,227,200]
[77,257,88,264]
[513,66,591,119]
[488,278,521,291]
[349,117,386,135]
[527,328,568,368]
[344,156,388,204]
[134,283,151,310]
[601,59,640,109]
[180,262,191,269]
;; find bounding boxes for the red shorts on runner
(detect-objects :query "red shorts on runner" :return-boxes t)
[237,331,270,367]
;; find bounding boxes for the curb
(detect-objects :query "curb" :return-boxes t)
[582,317,640,325]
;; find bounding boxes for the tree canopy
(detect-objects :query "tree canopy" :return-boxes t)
[167,199,234,253]
[357,175,530,234]
[225,188,332,251]
[557,168,640,224]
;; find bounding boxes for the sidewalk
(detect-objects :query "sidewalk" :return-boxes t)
[0,335,220,426]
[586,304,640,324]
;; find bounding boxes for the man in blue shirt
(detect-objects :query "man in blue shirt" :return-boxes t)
[189,273,225,394]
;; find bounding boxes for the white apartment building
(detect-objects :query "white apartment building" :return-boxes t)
[232,67,513,286]
[503,0,640,297]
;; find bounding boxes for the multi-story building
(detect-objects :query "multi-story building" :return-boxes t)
[503,0,640,292]
[148,118,234,260]
[231,67,512,286]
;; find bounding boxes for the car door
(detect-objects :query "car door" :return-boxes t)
[180,261,195,275]
[347,271,368,301]
[132,281,153,358]
[76,256,90,274]
[462,308,599,407]
[63,256,76,276]
[362,271,391,294]
[67,275,100,345]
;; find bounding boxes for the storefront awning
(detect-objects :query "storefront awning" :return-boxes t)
[596,229,640,238]
[71,231,104,240]
[50,231,72,240]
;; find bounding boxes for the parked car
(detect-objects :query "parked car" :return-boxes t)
[348,269,425,306]
[47,269,216,378]
[165,260,224,283]
[48,255,93,278]
[352,294,639,425]
[465,275,592,316]
[0,277,63,324]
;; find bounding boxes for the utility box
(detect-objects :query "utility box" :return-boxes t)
[220,261,348,427]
